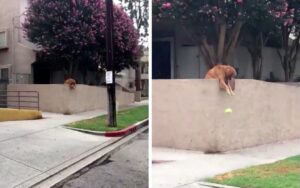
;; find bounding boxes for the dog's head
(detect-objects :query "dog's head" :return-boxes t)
[224,65,237,78]
[64,78,76,90]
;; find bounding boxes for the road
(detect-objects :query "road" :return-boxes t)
[59,131,148,188]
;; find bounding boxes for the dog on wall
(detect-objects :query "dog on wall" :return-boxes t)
[64,78,77,90]
[204,64,237,96]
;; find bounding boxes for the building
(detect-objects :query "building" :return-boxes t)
[153,21,300,81]
[140,49,149,98]
[0,0,36,85]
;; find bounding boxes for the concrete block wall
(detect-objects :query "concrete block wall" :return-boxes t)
[7,84,135,114]
[153,79,300,152]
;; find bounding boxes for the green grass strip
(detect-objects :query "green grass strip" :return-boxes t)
[68,105,148,132]
[206,155,300,188]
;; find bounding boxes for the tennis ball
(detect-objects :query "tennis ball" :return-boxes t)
[224,108,233,114]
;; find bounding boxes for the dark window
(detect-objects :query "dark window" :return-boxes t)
[152,41,172,79]
[0,68,9,81]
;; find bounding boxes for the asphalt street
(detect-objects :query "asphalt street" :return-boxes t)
[59,130,148,188]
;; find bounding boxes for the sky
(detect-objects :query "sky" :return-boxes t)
[114,0,122,5]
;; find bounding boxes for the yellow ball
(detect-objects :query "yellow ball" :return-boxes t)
[224,108,233,114]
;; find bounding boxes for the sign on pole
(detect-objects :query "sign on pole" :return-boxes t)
[106,71,113,84]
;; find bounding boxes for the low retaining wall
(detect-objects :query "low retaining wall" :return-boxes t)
[7,84,135,114]
[153,79,300,152]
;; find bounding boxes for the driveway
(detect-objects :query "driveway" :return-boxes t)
[0,110,111,187]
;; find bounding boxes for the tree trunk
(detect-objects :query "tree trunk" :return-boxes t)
[135,64,142,102]
[250,52,263,80]
[281,26,291,82]
[217,22,226,63]
[198,21,243,68]
[247,33,264,80]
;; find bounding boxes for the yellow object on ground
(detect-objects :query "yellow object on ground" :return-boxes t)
[224,108,233,114]
[0,108,42,122]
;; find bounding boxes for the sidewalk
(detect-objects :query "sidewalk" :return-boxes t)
[152,139,300,188]
[0,100,147,187]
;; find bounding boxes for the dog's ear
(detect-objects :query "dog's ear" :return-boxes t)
[225,66,237,78]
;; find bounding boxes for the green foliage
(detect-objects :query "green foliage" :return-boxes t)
[207,155,300,188]
[68,105,148,131]
[24,0,140,75]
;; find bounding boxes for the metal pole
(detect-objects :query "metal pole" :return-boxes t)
[37,92,39,111]
[18,91,20,110]
[105,0,117,127]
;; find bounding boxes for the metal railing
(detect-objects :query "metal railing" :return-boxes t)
[0,91,39,111]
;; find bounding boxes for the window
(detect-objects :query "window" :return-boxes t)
[0,68,9,81]
[0,30,8,49]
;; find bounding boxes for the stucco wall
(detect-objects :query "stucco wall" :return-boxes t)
[8,84,135,114]
[153,79,300,152]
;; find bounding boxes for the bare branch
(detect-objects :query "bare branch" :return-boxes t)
[276,49,284,68]
[224,21,243,59]
[217,22,226,62]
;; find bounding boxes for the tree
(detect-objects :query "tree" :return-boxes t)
[276,0,300,81]
[241,0,287,79]
[23,0,139,80]
[153,0,288,69]
[120,0,149,101]
[121,0,149,45]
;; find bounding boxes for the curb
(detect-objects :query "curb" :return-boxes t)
[105,119,148,137]
[64,126,106,136]
[178,182,240,188]
[64,118,148,137]
[198,182,240,188]
[177,181,240,188]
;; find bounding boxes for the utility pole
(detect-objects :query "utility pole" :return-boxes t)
[105,0,116,127]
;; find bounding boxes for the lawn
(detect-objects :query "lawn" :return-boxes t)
[67,105,148,132]
[206,155,300,188]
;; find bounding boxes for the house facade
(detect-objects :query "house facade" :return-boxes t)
[153,21,300,81]
[0,0,36,85]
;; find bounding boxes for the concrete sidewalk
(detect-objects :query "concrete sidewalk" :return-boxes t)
[152,139,300,188]
[0,100,148,187]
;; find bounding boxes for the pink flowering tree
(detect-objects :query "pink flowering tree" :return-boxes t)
[153,0,289,71]
[276,0,300,81]
[241,1,294,79]
[23,0,139,81]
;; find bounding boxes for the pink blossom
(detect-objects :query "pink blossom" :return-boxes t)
[24,0,140,72]
[211,6,218,12]
[287,18,293,25]
[162,2,172,9]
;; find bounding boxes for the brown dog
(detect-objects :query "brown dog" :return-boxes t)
[205,64,237,95]
[64,78,76,90]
